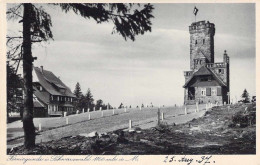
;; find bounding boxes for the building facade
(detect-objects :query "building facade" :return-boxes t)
[183,20,230,105]
[33,66,76,117]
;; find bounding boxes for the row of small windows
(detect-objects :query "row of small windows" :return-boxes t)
[195,39,205,45]
[194,59,205,65]
[51,95,73,102]
[48,105,74,112]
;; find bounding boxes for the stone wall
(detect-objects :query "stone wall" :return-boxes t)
[184,86,224,105]
[195,86,223,104]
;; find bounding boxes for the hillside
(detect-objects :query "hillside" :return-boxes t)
[8,103,256,155]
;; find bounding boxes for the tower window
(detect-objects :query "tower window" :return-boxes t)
[218,69,224,74]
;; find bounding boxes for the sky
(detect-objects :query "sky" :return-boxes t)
[7,3,256,107]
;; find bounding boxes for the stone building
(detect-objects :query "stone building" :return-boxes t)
[183,20,230,105]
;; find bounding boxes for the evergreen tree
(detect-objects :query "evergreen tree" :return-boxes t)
[241,89,250,103]
[73,82,82,98]
[107,103,112,110]
[73,82,83,110]
[85,88,94,110]
[118,103,124,109]
[7,3,154,148]
[7,63,23,123]
[96,99,103,110]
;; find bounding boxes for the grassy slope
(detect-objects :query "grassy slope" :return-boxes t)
[9,103,256,155]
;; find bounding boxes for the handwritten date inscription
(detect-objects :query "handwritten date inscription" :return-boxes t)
[164,155,215,165]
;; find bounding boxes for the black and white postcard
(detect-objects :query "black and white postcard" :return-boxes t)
[0,1,259,165]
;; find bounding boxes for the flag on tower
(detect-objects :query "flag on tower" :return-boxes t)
[193,6,199,16]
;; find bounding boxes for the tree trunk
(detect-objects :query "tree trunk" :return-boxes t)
[22,3,36,148]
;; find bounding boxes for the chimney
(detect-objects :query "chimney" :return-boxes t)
[223,50,229,64]
[40,66,43,73]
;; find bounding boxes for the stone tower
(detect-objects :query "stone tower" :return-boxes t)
[189,21,215,70]
[183,20,230,105]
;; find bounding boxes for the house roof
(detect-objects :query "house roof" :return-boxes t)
[33,66,75,97]
[183,66,226,88]
[193,66,212,76]
[190,80,221,87]
[33,99,45,108]
[33,86,50,104]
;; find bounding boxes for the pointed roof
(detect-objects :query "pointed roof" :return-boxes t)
[33,66,75,97]
[33,98,45,108]
[183,66,226,88]
[33,86,50,104]
[193,66,211,76]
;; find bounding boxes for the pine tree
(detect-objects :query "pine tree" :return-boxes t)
[73,82,82,98]
[73,82,83,110]
[7,3,154,148]
[241,89,250,103]
[96,99,103,110]
[85,88,94,110]
[118,103,124,109]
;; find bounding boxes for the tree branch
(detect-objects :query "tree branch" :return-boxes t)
[6,36,23,44]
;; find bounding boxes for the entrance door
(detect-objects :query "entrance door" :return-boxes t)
[188,87,195,100]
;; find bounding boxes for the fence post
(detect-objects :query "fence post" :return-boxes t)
[88,114,91,120]
[39,123,42,131]
[161,112,164,121]
[124,108,127,113]
[100,107,102,111]
[88,108,90,112]
[185,106,187,115]
[113,109,115,115]
[66,118,69,125]
[129,120,132,130]
[196,102,199,112]
[83,108,85,113]
[94,107,95,111]
[101,111,104,117]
